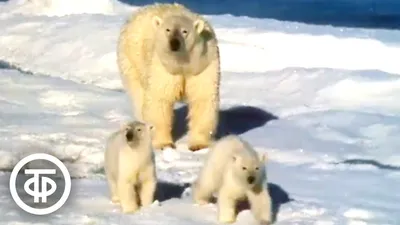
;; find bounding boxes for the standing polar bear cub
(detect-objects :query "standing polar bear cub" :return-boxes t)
[117,3,220,152]
[104,121,156,213]
[192,135,272,224]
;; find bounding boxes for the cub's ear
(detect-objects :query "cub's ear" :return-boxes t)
[193,19,205,34]
[125,129,134,142]
[232,154,241,163]
[259,152,268,163]
[232,155,237,162]
[119,122,130,131]
[152,15,163,28]
[147,124,154,131]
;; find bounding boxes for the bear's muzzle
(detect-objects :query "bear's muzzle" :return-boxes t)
[169,38,181,52]
[247,176,255,184]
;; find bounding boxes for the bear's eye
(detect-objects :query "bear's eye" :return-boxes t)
[242,167,247,170]
[255,167,259,170]
[136,127,142,132]
[182,29,188,34]
[166,28,170,32]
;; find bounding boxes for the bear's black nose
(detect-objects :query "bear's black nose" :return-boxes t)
[247,176,255,184]
[169,38,180,51]
[125,129,134,141]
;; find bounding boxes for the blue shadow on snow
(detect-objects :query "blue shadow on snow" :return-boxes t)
[172,104,278,141]
[156,180,292,223]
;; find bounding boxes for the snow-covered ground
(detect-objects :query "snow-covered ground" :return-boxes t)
[1,0,400,224]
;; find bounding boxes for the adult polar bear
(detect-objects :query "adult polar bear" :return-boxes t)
[117,3,221,152]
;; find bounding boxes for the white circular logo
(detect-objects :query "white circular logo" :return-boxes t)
[9,153,72,215]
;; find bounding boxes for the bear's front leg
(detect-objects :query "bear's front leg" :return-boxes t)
[247,185,272,224]
[143,94,175,150]
[217,187,238,224]
[186,97,218,151]
[117,178,139,213]
[185,60,220,152]
[128,82,145,121]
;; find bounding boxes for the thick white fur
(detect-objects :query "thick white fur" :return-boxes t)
[117,3,220,151]
[104,121,156,213]
[192,135,272,224]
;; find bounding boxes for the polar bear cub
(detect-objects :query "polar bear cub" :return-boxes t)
[192,135,272,224]
[104,121,156,213]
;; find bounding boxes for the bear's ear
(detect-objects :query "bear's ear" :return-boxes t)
[193,19,205,34]
[259,153,268,163]
[152,16,163,28]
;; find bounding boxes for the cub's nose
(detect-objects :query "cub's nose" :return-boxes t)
[169,38,180,51]
[247,176,255,184]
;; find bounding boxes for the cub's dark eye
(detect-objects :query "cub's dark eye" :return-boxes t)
[182,29,188,34]
[166,28,170,32]
[242,167,247,170]
[136,127,142,132]
[255,167,259,170]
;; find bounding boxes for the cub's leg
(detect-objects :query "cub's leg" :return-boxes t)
[247,185,272,224]
[217,185,238,223]
[138,165,157,207]
[117,177,139,213]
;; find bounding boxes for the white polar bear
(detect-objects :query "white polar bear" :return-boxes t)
[104,121,156,213]
[192,135,272,224]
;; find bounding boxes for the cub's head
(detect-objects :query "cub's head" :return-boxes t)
[122,121,154,148]
[152,14,205,54]
[231,152,268,188]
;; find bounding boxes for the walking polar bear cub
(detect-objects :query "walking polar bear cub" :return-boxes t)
[192,135,272,224]
[104,121,156,213]
[117,3,221,152]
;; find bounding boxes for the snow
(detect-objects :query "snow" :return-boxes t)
[0,0,400,224]
[2,0,132,16]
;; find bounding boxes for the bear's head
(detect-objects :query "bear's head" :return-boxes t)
[123,121,154,149]
[152,14,205,55]
[231,152,268,188]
